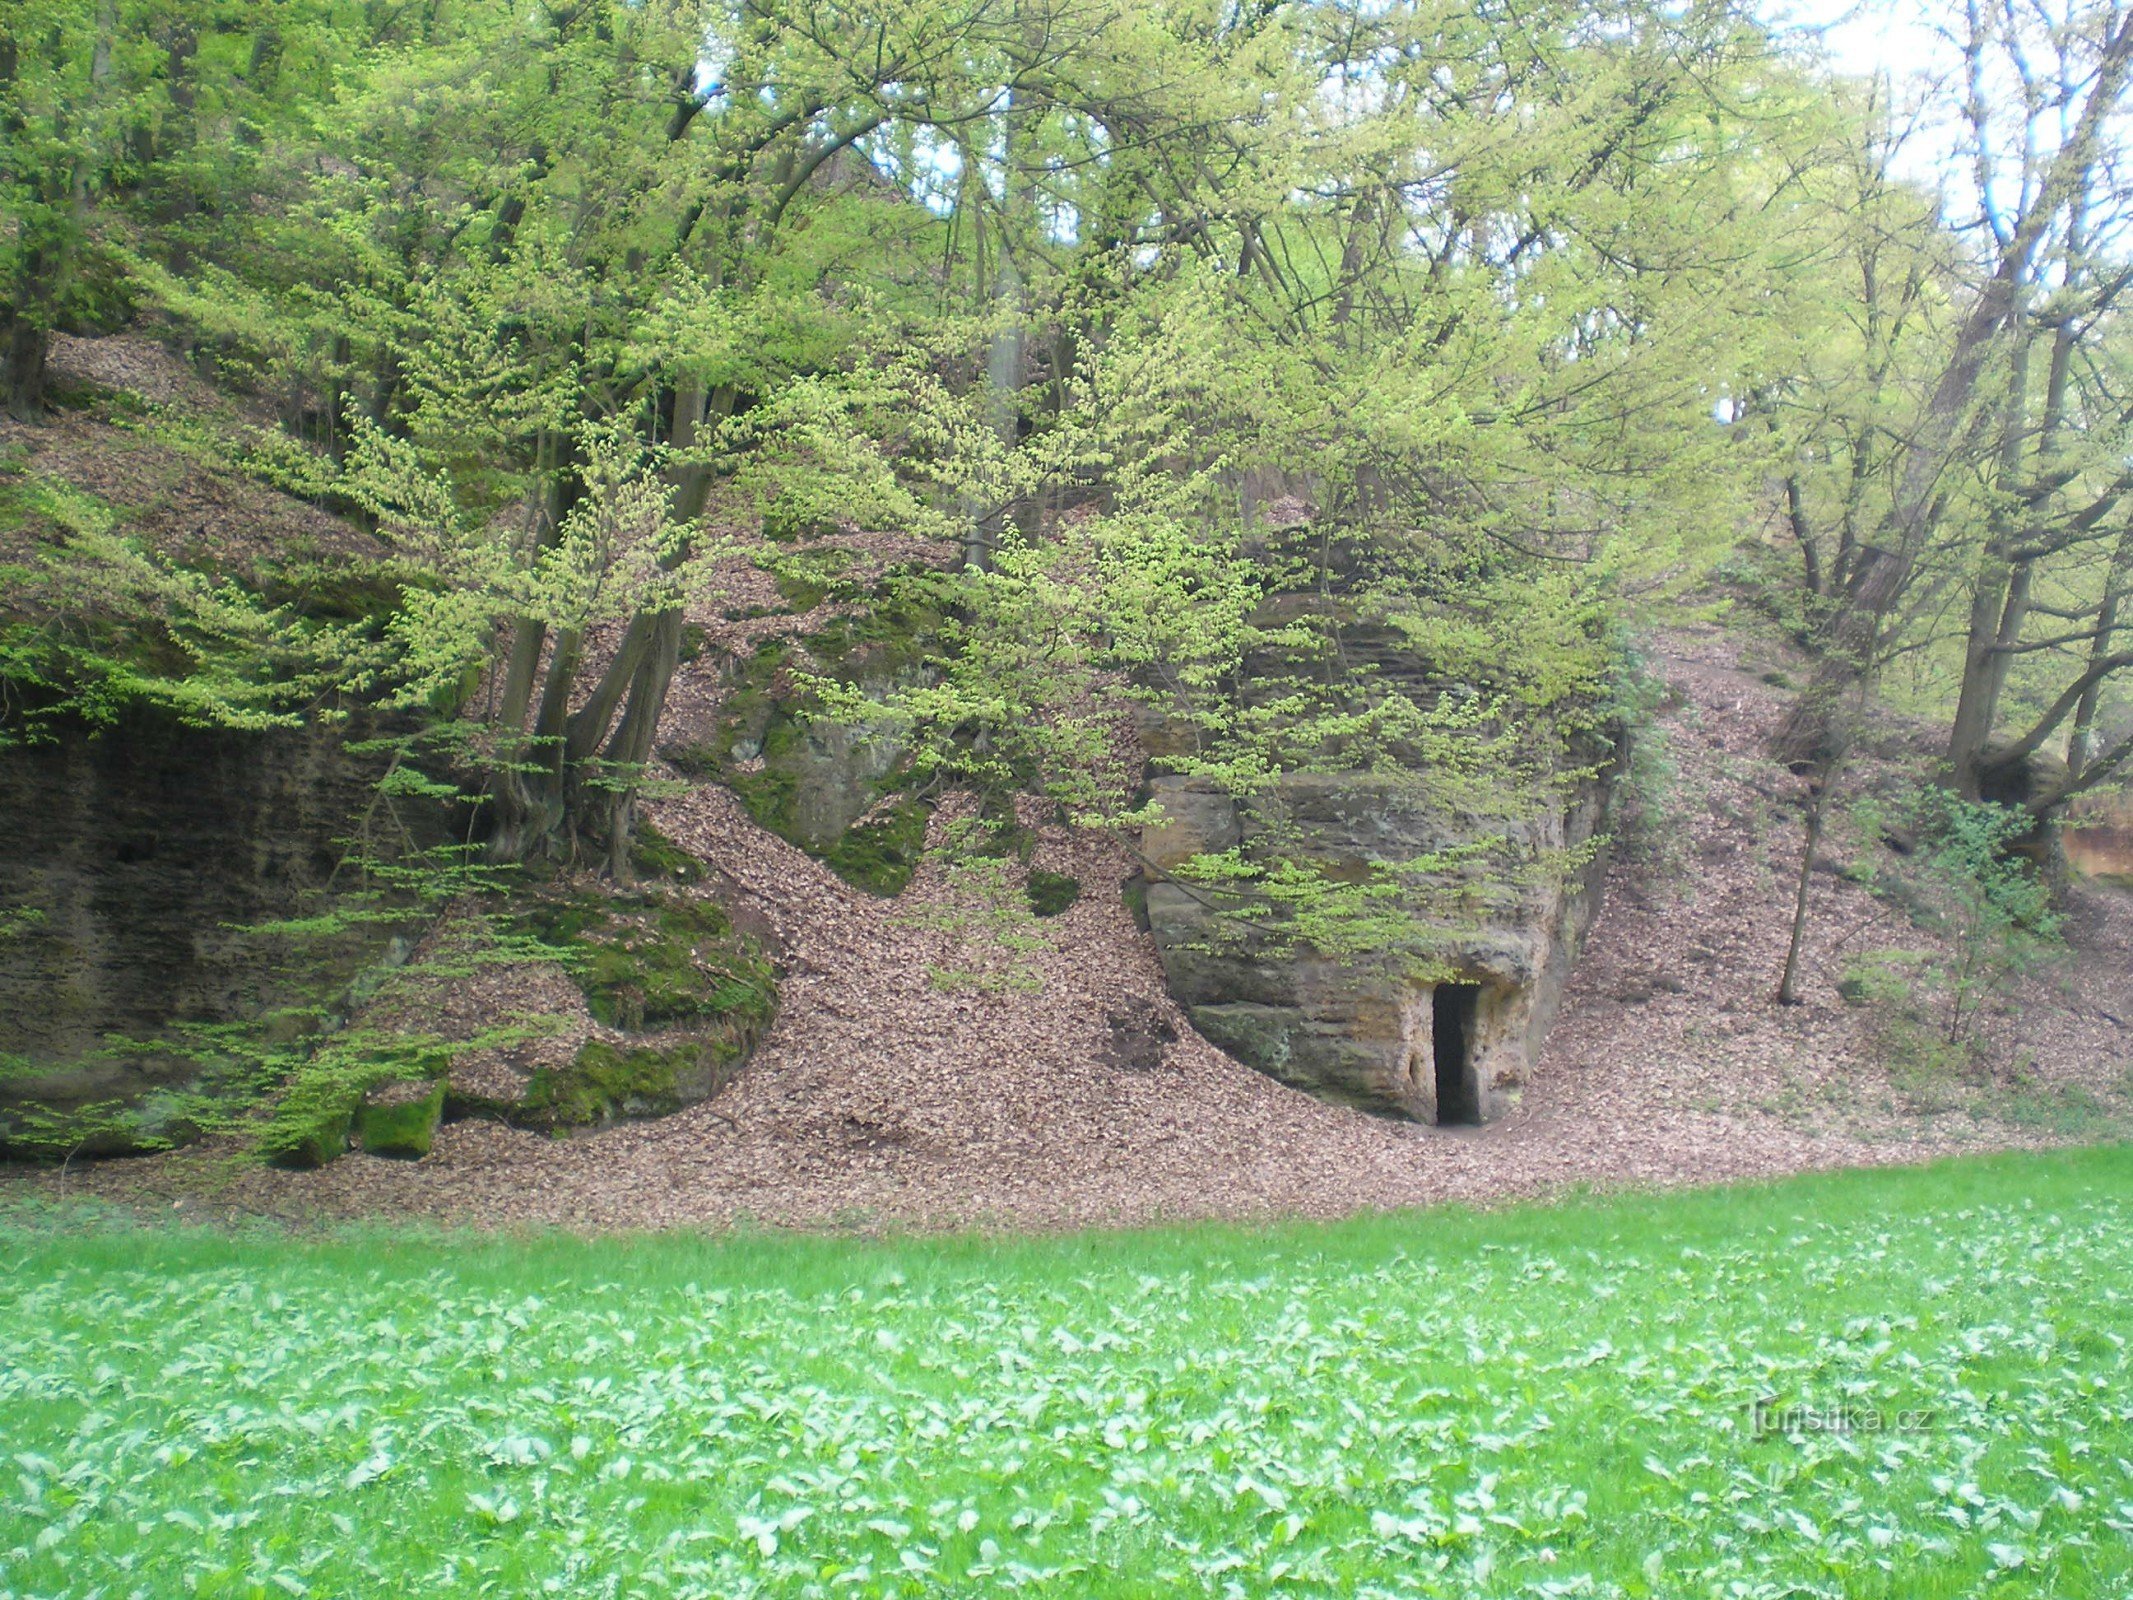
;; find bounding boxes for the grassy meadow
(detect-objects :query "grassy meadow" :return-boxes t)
[4,1148,2132,1598]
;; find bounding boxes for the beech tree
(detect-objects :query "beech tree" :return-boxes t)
[131,0,1300,872]
[1769,0,2133,809]
[11,0,1932,913]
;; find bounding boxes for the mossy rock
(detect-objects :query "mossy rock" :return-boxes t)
[264,1040,456,1168]
[515,890,776,1036]
[518,891,777,1034]
[1122,875,1152,932]
[576,902,762,1031]
[0,1088,202,1161]
[261,1077,361,1169]
[664,742,722,780]
[702,638,934,892]
[1026,869,1082,918]
[706,638,798,769]
[676,576,946,895]
[802,588,945,676]
[355,1074,446,1159]
[521,1036,737,1129]
[456,884,782,1133]
[823,801,932,897]
[773,570,832,611]
[630,821,705,886]
[719,755,931,897]
[256,559,408,625]
[760,501,842,544]
[756,545,859,615]
[730,761,803,840]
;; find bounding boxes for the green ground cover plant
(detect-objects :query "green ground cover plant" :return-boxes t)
[4,1147,2132,1598]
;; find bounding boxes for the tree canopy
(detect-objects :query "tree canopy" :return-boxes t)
[4,0,2131,908]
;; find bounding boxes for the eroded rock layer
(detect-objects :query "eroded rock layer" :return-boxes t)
[1139,770,1609,1122]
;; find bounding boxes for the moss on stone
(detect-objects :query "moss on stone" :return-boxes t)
[759,545,859,614]
[802,590,944,675]
[355,1074,446,1158]
[724,758,933,896]
[695,642,812,844]
[687,580,948,896]
[496,884,779,1131]
[1026,869,1082,918]
[522,1038,713,1128]
[706,641,801,828]
[1122,876,1151,932]
[758,710,807,760]
[261,1077,359,1169]
[519,891,775,1033]
[730,764,803,840]
[629,821,705,886]
[0,1090,198,1161]
[823,801,932,896]
[257,559,407,624]
[774,571,832,611]
[760,501,841,544]
[662,742,721,779]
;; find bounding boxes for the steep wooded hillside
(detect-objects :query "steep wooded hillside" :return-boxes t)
[11,468,2123,1227]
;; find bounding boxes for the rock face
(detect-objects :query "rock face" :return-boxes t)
[731,671,922,852]
[1139,764,1612,1125]
[2066,794,2133,884]
[457,888,781,1135]
[0,709,413,1154]
[0,704,776,1163]
[672,616,937,896]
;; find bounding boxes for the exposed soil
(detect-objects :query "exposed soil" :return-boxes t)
[19,617,2130,1233]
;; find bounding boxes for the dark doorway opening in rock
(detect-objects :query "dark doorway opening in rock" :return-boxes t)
[1432,982,1483,1125]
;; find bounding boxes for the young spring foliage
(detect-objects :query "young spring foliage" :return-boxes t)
[1,0,2016,1117]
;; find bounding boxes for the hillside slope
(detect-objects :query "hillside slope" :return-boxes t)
[66,619,2125,1232]
[5,339,2129,1229]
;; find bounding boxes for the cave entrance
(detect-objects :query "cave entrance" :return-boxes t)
[1432,982,1483,1126]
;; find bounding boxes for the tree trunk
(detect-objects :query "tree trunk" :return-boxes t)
[1771,8,2133,769]
[485,446,574,864]
[490,380,717,869]
[1768,544,1908,769]
[599,609,685,880]
[1948,273,2096,797]
[583,381,721,869]
[3,311,46,422]
[1777,771,1830,1006]
[2068,525,2133,777]
[1947,558,2012,797]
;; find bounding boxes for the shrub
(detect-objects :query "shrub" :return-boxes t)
[1849,788,2063,1048]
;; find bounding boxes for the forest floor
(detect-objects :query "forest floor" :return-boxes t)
[7,336,2132,1230]
[32,597,2133,1233]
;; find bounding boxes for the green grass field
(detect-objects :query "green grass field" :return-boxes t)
[4,1149,2132,1599]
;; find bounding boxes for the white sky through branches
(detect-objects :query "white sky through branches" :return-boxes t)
[1765,0,1944,81]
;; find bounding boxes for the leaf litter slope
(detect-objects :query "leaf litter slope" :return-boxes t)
[211,621,2133,1231]
[10,336,2132,1229]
